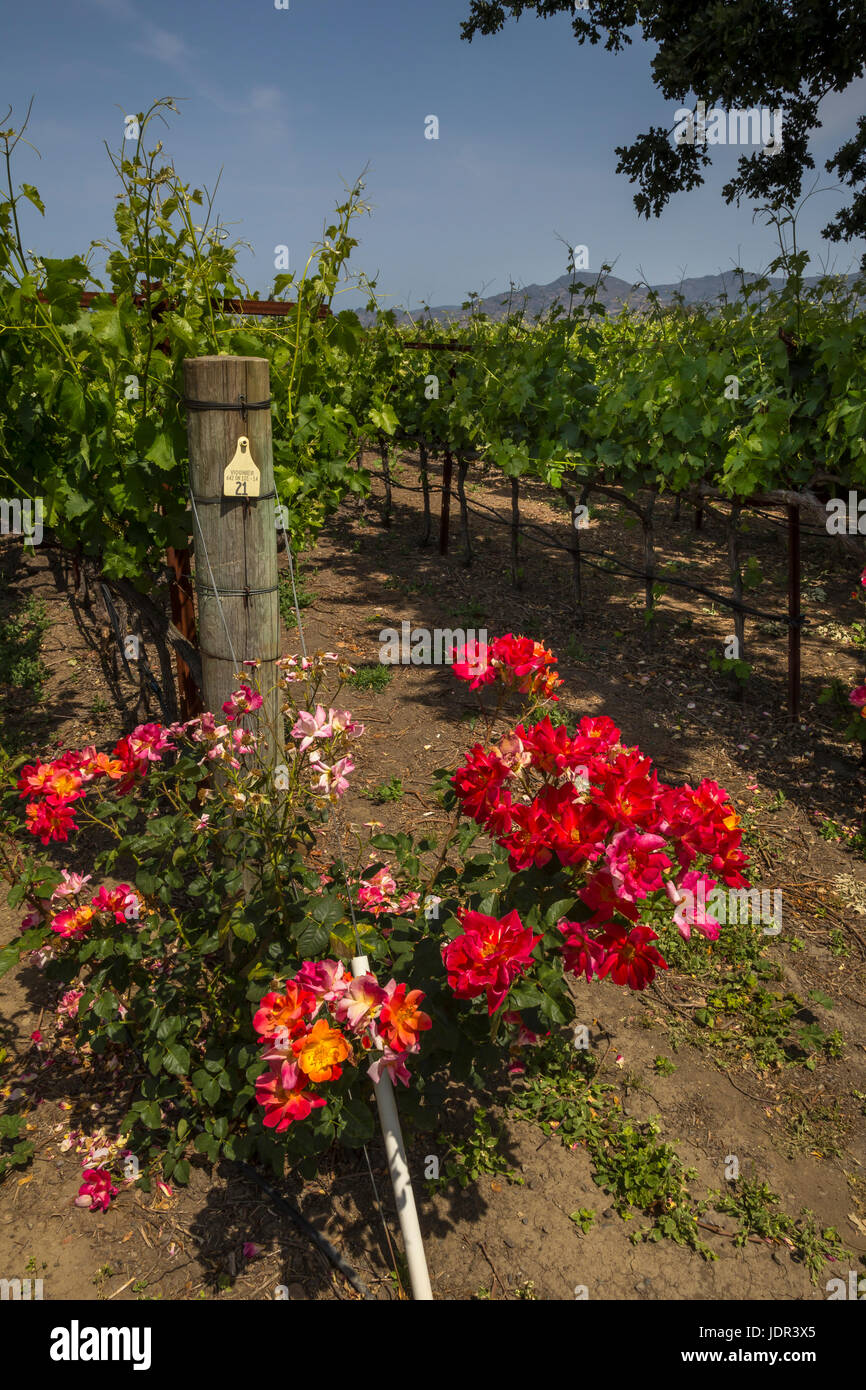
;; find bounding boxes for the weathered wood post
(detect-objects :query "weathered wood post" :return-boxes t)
[183,356,283,768]
[456,451,472,567]
[439,447,454,555]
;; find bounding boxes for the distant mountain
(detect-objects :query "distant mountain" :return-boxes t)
[354,269,855,326]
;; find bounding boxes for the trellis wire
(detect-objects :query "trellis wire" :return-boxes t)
[371,454,808,629]
[99,581,171,721]
[188,487,239,672]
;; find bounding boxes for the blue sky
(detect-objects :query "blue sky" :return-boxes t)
[3,0,864,311]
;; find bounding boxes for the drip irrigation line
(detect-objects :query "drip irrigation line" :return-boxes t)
[232,1160,373,1300]
[745,505,834,539]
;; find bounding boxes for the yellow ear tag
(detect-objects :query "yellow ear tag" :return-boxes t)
[223,436,261,498]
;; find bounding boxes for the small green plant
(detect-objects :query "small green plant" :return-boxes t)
[653,1056,676,1075]
[0,595,49,692]
[828,929,851,958]
[509,1037,714,1257]
[450,600,486,626]
[545,705,578,732]
[278,570,315,630]
[709,650,751,684]
[388,1251,410,1298]
[714,1180,849,1283]
[347,663,392,693]
[818,680,866,751]
[742,556,763,591]
[513,1279,538,1300]
[433,1107,518,1191]
[569,1208,596,1234]
[360,777,403,805]
[690,969,844,1071]
[784,1100,847,1160]
[92,1264,114,1297]
[89,695,109,718]
[0,1113,35,1182]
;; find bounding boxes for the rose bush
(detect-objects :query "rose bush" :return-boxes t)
[0,632,750,1201]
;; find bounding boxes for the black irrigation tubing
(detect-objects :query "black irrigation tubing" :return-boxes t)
[745,504,834,539]
[232,1160,373,1300]
[369,460,807,628]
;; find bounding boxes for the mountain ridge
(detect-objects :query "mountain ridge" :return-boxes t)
[355,269,854,326]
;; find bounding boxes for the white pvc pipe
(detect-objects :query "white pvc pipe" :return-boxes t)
[352,955,434,1300]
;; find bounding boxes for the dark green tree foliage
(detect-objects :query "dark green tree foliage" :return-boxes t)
[460,2,866,258]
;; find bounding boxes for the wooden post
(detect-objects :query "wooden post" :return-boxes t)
[456,452,472,567]
[439,360,459,556]
[788,503,801,723]
[418,441,432,546]
[439,448,453,555]
[183,356,282,768]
